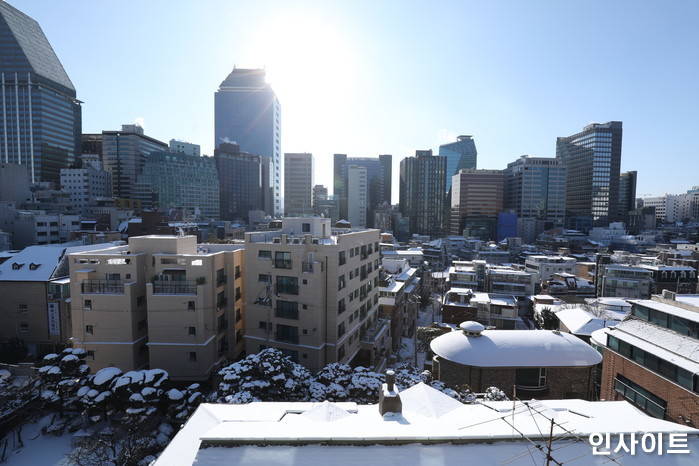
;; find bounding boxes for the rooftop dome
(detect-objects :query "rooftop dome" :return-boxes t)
[431,326,602,368]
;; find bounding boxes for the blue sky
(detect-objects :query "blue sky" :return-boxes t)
[9,0,699,200]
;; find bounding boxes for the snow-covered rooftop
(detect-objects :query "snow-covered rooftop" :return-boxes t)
[627,299,699,323]
[555,307,622,336]
[603,318,699,374]
[0,243,116,281]
[430,328,602,367]
[157,383,699,466]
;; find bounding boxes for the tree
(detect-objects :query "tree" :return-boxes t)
[416,324,444,357]
[535,306,559,330]
[215,348,311,403]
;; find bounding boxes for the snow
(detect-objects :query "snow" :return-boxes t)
[167,389,184,401]
[627,298,699,323]
[76,386,90,397]
[1,417,73,466]
[430,328,603,367]
[60,354,79,363]
[555,307,621,336]
[92,366,122,386]
[157,386,699,466]
[129,393,145,402]
[0,369,11,380]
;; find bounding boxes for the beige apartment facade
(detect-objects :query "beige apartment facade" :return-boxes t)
[244,218,389,372]
[68,235,245,380]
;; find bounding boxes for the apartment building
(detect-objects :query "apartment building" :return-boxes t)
[243,217,387,372]
[597,264,654,299]
[524,255,577,282]
[594,292,699,424]
[69,235,245,380]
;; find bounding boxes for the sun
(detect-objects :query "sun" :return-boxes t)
[249,13,356,127]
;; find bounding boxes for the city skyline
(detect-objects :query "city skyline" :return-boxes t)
[7,0,699,201]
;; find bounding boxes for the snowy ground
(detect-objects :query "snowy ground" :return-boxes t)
[1,415,72,465]
[396,295,442,370]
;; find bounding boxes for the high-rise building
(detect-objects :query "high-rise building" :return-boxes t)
[450,169,504,239]
[215,142,264,223]
[137,151,220,220]
[312,184,328,215]
[333,154,391,227]
[439,135,477,193]
[244,218,387,371]
[96,124,168,200]
[503,156,566,242]
[0,2,82,184]
[399,150,446,238]
[556,121,623,229]
[618,170,637,223]
[347,165,368,228]
[215,68,281,215]
[284,153,314,215]
[60,159,111,215]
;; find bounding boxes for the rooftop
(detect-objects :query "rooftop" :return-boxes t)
[157,383,699,465]
[431,327,602,367]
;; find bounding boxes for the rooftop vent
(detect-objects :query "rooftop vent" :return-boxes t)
[460,321,485,337]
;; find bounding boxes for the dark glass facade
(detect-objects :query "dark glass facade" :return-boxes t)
[556,121,623,228]
[399,149,446,238]
[439,135,477,192]
[215,142,262,222]
[0,2,81,184]
[214,69,281,215]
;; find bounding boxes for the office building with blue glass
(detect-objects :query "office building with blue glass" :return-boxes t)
[215,68,281,215]
[0,2,82,184]
[439,135,477,193]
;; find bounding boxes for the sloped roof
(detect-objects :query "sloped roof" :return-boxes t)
[0,243,115,281]
[430,328,602,367]
[555,307,621,336]
[0,2,75,93]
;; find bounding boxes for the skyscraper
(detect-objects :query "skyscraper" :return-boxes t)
[556,121,623,229]
[0,2,82,184]
[503,156,566,242]
[215,142,264,222]
[333,154,391,227]
[439,135,477,193]
[450,169,504,239]
[399,149,446,238]
[284,153,314,215]
[215,68,281,215]
[97,124,168,200]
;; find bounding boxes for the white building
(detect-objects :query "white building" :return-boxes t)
[60,160,112,214]
[347,165,367,227]
[169,139,201,157]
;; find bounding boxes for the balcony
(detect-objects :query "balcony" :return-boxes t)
[152,280,197,295]
[302,261,314,273]
[361,318,390,343]
[275,284,299,295]
[82,279,124,294]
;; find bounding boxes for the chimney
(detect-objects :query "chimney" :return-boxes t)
[379,370,402,415]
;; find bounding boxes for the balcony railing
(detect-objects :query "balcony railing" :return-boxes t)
[82,279,124,294]
[152,280,197,295]
[275,332,299,344]
[361,318,390,343]
[275,284,299,295]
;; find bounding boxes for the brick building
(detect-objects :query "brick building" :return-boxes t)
[430,322,601,400]
[593,292,699,425]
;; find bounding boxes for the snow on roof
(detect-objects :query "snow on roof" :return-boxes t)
[673,294,699,308]
[0,243,114,281]
[380,280,404,293]
[555,308,621,336]
[430,328,602,367]
[158,386,699,466]
[604,318,699,374]
[585,297,632,309]
[628,299,699,323]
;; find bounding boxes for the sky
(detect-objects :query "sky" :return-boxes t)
[7,0,699,201]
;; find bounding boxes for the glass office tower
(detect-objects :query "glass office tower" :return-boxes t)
[556,121,623,229]
[439,135,477,193]
[215,69,281,215]
[0,2,82,184]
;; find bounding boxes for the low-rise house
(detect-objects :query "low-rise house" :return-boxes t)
[431,322,602,399]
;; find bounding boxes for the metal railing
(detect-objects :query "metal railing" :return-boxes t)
[152,280,197,295]
[82,280,124,294]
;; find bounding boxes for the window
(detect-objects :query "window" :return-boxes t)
[276,300,299,319]
[87,350,95,361]
[274,251,292,269]
[276,324,299,344]
[189,352,197,362]
[338,344,345,360]
[188,327,196,336]
[84,299,92,310]
[106,273,121,281]
[235,287,242,301]
[235,265,241,279]
[338,274,346,290]
[302,223,311,233]
[276,276,298,295]
[337,321,346,338]
[279,348,299,362]
[217,291,227,308]
[216,268,226,286]
[339,251,346,266]
[18,304,28,314]
[338,298,346,314]
[86,325,94,335]
[188,301,196,311]
[236,308,242,322]
[258,250,272,260]
[515,368,546,387]
[19,323,29,333]
[259,274,272,283]
[259,321,272,331]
